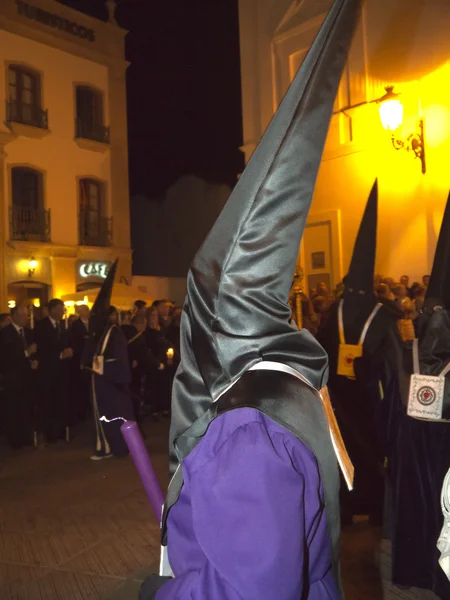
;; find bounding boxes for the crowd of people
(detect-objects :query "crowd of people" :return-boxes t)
[0,297,181,456]
[294,273,430,342]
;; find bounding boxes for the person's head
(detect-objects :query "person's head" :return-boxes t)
[157,299,170,319]
[77,304,90,322]
[410,282,425,299]
[374,274,383,287]
[393,284,407,300]
[134,300,147,315]
[423,274,430,287]
[382,277,395,290]
[147,307,160,330]
[108,305,118,325]
[132,314,147,334]
[315,282,328,296]
[48,299,65,321]
[376,283,391,300]
[0,313,11,328]
[120,310,132,325]
[400,275,409,287]
[10,304,29,327]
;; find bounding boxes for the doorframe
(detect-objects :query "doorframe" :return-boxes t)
[299,209,343,293]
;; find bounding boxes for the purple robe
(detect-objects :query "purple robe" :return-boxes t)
[157,407,339,600]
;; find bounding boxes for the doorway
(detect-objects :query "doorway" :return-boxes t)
[7,281,50,321]
[300,209,342,297]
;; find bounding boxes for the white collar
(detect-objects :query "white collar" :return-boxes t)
[12,322,23,333]
[215,360,315,403]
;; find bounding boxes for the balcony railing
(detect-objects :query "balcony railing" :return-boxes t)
[79,214,113,247]
[6,100,49,129]
[75,118,110,144]
[10,206,51,242]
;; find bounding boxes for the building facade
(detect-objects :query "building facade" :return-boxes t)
[238,0,450,292]
[0,0,131,314]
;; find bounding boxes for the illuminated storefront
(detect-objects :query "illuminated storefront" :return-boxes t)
[0,0,132,312]
[238,0,450,291]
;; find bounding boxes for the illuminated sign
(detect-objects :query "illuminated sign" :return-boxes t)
[79,262,110,279]
[16,1,96,42]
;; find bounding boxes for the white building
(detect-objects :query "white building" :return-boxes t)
[0,0,132,314]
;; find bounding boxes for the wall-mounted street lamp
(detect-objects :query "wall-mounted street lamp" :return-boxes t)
[376,86,426,174]
[28,257,38,278]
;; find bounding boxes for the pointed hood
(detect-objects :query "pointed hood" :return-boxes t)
[414,194,450,419]
[425,191,450,310]
[89,259,118,350]
[341,180,379,343]
[345,179,378,295]
[170,0,362,473]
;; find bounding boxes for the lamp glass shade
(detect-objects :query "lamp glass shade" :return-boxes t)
[29,259,38,270]
[378,99,403,131]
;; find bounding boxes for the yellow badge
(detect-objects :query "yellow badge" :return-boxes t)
[337,343,363,379]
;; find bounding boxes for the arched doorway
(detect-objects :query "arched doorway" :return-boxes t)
[7,281,50,321]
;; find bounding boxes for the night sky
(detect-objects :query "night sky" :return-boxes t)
[57,0,244,197]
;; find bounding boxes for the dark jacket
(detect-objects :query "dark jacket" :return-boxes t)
[0,323,34,390]
[35,317,71,382]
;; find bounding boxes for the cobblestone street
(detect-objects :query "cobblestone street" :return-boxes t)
[1,420,389,600]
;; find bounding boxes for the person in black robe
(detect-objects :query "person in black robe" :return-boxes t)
[82,260,135,460]
[384,191,450,599]
[0,305,37,449]
[318,181,402,524]
[34,299,73,443]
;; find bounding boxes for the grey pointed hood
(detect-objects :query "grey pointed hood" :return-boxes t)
[170,0,362,474]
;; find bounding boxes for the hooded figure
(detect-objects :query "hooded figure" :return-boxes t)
[139,1,361,599]
[317,180,404,525]
[385,192,450,599]
[82,260,134,460]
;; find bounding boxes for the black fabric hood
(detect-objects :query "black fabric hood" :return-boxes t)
[88,259,118,352]
[169,0,362,474]
[341,180,378,343]
[424,191,450,312]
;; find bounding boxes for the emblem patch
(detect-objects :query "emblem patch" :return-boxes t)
[408,373,444,420]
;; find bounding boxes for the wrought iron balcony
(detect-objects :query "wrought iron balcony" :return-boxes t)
[6,100,49,129]
[10,206,51,242]
[79,214,113,247]
[75,118,110,144]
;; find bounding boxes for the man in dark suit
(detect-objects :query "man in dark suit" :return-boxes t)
[0,304,37,449]
[34,298,73,443]
[69,304,90,423]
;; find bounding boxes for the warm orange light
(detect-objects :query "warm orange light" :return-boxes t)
[377,86,404,132]
[166,348,174,359]
[29,258,38,271]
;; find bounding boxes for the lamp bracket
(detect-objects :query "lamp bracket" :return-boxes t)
[391,118,426,174]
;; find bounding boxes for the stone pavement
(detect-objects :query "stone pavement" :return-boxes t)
[0,418,430,600]
[0,421,168,600]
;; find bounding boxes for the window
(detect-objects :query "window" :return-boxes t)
[12,167,43,209]
[79,179,112,246]
[7,66,48,129]
[10,167,50,242]
[75,86,109,143]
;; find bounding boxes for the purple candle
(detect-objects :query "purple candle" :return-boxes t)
[120,420,165,522]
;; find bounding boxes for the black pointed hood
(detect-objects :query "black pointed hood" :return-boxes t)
[341,180,378,343]
[89,259,118,350]
[169,0,362,474]
[425,191,450,311]
[345,179,378,296]
[414,193,450,419]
